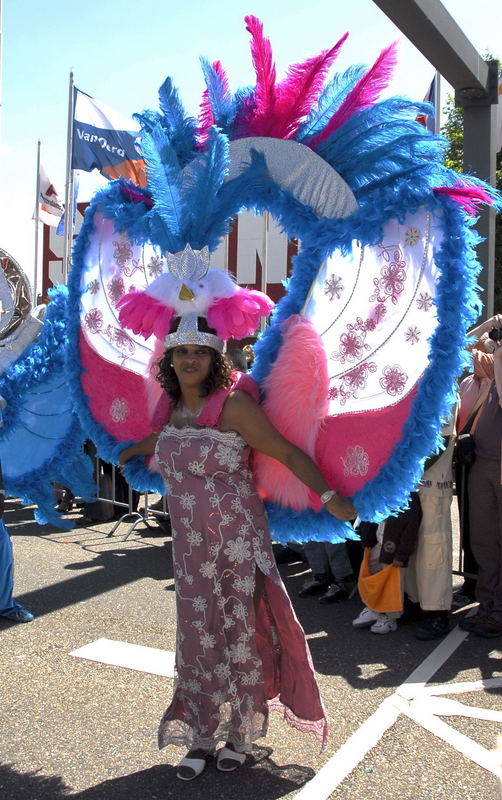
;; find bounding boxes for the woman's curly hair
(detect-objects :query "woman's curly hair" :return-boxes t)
[155,317,233,404]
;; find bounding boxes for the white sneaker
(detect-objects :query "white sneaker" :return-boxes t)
[352,607,380,628]
[370,614,397,634]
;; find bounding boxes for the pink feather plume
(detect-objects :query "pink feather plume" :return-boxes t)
[269,32,349,139]
[117,291,175,340]
[207,288,274,339]
[239,15,277,137]
[433,182,494,216]
[308,41,398,149]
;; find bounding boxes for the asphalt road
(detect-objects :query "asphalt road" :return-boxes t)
[0,497,499,800]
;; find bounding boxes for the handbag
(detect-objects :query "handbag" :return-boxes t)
[357,547,402,613]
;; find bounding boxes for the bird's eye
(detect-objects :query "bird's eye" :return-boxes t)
[199,283,204,288]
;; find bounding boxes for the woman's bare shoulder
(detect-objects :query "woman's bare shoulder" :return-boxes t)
[220,389,260,431]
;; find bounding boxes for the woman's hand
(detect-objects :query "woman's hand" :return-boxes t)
[324,493,356,522]
[119,434,159,466]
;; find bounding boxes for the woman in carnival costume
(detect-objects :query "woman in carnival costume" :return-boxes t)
[119,245,354,780]
[68,13,499,783]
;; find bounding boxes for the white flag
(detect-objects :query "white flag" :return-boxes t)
[38,162,64,226]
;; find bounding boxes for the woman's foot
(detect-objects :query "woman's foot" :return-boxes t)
[216,743,246,772]
[176,749,211,781]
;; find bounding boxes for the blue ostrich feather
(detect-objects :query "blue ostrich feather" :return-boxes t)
[296,64,366,141]
[184,127,230,249]
[140,123,186,250]
[200,58,237,131]
[157,76,198,167]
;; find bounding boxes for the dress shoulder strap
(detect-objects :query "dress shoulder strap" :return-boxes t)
[197,371,260,428]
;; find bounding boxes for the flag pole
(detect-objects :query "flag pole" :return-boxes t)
[34,139,41,301]
[63,71,75,283]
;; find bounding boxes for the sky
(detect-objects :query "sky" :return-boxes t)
[1,0,501,291]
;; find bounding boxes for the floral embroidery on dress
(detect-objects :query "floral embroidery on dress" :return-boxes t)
[155,425,328,753]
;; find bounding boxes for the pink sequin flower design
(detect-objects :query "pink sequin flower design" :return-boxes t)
[336,361,378,404]
[341,445,369,477]
[112,238,140,277]
[84,308,103,333]
[370,245,407,306]
[379,365,408,396]
[332,327,370,365]
[107,276,125,305]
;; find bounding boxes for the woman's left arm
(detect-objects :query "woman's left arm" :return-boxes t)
[221,391,355,521]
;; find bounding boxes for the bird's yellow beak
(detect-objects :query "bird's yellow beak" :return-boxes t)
[179,283,195,301]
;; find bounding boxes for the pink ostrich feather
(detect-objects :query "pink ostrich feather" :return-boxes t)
[253,315,329,509]
[309,41,398,149]
[197,60,230,146]
[117,291,175,341]
[207,289,274,339]
[433,182,494,216]
[270,32,349,139]
[239,15,277,137]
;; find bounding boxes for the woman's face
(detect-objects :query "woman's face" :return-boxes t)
[171,344,213,388]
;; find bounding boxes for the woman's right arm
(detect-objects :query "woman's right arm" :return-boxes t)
[119,433,159,465]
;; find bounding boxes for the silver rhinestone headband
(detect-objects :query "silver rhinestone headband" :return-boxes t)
[163,313,224,353]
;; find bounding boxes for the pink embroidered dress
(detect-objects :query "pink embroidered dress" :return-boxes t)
[155,382,328,752]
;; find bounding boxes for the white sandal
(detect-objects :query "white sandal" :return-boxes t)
[176,755,208,781]
[216,746,246,772]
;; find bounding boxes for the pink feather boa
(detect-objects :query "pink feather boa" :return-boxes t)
[253,315,329,509]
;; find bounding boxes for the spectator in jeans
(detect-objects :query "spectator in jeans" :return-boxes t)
[298,540,356,604]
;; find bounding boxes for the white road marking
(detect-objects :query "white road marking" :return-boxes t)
[294,624,498,799]
[70,638,175,677]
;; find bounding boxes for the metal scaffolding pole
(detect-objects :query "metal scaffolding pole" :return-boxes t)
[373,0,499,318]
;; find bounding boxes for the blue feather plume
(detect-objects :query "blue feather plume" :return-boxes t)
[296,64,366,141]
[140,123,186,251]
[200,58,236,131]
[157,76,198,167]
[184,127,230,249]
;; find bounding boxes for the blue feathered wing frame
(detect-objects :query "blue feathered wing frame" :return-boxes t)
[67,19,498,542]
[0,287,95,529]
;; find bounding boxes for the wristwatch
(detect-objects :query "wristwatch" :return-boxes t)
[320,489,337,504]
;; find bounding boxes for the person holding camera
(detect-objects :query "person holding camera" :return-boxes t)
[459,313,502,638]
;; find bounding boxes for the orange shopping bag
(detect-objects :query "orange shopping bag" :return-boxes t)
[357,547,402,613]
